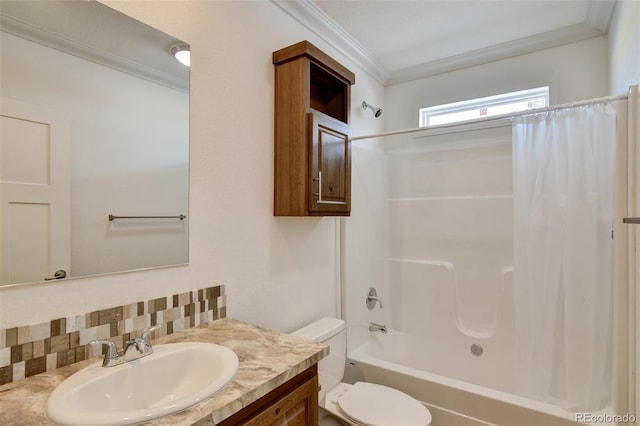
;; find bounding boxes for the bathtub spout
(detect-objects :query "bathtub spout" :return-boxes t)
[369,322,388,333]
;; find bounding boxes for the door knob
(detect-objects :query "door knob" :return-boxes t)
[44,269,67,280]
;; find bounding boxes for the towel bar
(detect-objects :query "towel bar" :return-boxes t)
[108,214,186,221]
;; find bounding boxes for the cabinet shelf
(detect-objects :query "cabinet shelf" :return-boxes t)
[273,40,355,216]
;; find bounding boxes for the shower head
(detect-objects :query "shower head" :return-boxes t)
[362,101,382,118]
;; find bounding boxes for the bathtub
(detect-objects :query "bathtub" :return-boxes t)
[344,329,582,426]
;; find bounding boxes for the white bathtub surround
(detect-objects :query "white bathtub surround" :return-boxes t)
[345,88,637,423]
[385,126,514,341]
[345,332,578,426]
[512,101,620,411]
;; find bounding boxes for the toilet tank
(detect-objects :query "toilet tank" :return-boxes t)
[291,318,346,397]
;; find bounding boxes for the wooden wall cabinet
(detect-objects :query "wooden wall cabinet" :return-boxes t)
[273,41,356,216]
[218,365,319,426]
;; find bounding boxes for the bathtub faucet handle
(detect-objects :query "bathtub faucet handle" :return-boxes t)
[366,287,382,310]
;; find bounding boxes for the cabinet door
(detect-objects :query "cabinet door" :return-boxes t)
[217,365,318,426]
[241,374,318,426]
[307,111,351,215]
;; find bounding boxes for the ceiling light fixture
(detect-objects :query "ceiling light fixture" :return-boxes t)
[170,43,190,67]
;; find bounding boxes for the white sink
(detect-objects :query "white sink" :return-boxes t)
[46,342,239,426]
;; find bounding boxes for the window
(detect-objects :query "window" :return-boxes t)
[419,86,549,127]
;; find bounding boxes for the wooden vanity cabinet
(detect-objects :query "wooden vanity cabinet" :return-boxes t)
[218,364,318,426]
[273,41,355,216]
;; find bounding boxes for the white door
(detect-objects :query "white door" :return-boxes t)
[0,98,70,285]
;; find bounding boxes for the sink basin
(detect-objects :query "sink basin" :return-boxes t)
[46,342,239,426]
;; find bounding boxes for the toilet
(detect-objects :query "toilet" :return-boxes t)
[292,318,432,426]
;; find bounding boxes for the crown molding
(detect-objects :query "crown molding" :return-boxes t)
[273,0,616,87]
[387,21,605,85]
[389,0,616,85]
[270,0,390,84]
[0,13,188,93]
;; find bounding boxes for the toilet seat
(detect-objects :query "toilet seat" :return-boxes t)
[324,382,432,426]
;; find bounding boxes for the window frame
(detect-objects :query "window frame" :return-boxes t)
[419,86,550,127]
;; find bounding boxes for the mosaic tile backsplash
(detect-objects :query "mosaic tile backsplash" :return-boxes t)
[0,284,226,386]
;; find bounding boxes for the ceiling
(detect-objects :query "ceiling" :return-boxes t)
[275,0,617,85]
[0,1,189,92]
[2,0,617,89]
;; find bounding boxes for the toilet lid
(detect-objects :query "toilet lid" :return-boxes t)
[337,382,432,426]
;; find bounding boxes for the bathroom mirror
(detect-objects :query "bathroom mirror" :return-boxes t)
[0,1,189,286]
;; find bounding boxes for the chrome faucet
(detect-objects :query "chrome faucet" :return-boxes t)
[91,324,162,367]
[369,322,388,334]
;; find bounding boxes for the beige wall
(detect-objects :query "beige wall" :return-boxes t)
[383,36,610,133]
[0,0,385,332]
[609,0,640,95]
[3,0,632,348]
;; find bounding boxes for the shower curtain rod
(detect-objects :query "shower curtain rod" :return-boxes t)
[351,92,629,141]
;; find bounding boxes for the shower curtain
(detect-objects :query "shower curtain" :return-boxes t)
[512,102,618,411]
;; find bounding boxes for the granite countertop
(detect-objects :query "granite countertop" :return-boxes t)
[0,317,328,425]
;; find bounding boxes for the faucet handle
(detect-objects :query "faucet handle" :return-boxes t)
[90,339,117,357]
[141,324,164,345]
[366,287,382,310]
[90,340,119,365]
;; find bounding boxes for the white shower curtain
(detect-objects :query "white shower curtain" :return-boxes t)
[512,103,618,411]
